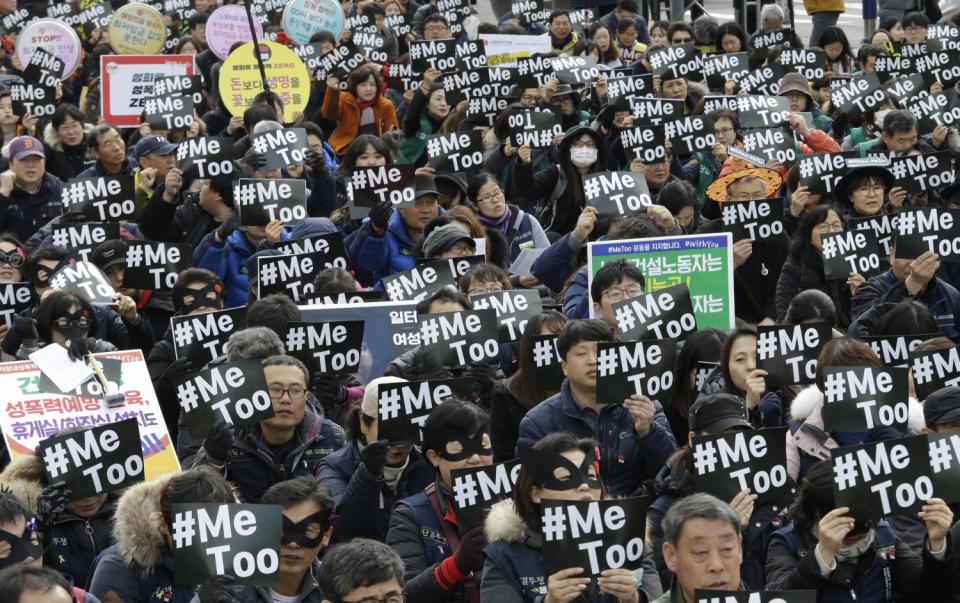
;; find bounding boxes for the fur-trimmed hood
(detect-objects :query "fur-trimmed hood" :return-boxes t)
[484,499,530,545]
[789,384,925,433]
[43,121,94,152]
[0,454,44,513]
[112,473,178,570]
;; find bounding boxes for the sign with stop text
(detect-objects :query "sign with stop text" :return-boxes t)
[588,233,735,332]
[100,54,195,127]
[692,427,791,506]
[0,283,33,328]
[821,230,884,280]
[822,366,909,432]
[347,164,417,219]
[469,289,542,342]
[39,418,144,499]
[832,435,932,520]
[283,320,364,375]
[426,131,484,175]
[377,378,473,445]
[757,322,832,386]
[176,136,234,180]
[419,309,499,370]
[174,359,274,439]
[172,503,281,585]
[507,109,562,148]
[451,460,521,530]
[541,496,649,577]
[171,307,248,367]
[595,339,676,407]
[584,171,652,218]
[235,179,308,227]
[894,207,960,261]
[619,125,666,163]
[62,176,136,222]
[49,261,116,305]
[720,198,785,242]
[910,344,960,401]
[122,242,191,291]
[611,283,697,342]
[382,256,480,302]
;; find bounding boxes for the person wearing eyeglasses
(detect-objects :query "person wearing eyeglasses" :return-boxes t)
[42,104,93,182]
[317,539,407,603]
[194,355,345,503]
[590,259,645,334]
[775,206,863,328]
[466,173,549,265]
[900,11,929,44]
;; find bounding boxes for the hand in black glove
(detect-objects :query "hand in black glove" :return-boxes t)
[13,316,38,341]
[197,575,237,603]
[203,421,235,464]
[245,152,267,170]
[463,363,496,401]
[454,526,487,573]
[161,357,193,382]
[360,439,390,477]
[35,484,72,530]
[216,213,239,243]
[369,199,393,233]
[67,337,96,362]
[314,374,347,405]
[303,149,327,174]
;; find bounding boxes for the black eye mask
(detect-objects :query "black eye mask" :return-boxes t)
[424,429,492,462]
[517,445,601,491]
[52,309,92,342]
[174,282,224,314]
[0,523,43,570]
[281,511,329,547]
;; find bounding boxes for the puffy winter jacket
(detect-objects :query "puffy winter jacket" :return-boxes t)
[851,269,960,341]
[45,499,117,590]
[345,209,421,289]
[0,172,63,241]
[196,228,291,308]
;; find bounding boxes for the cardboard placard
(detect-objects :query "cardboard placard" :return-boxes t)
[909,344,960,401]
[11,83,54,118]
[171,503,281,585]
[895,208,960,261]
[821,230,884,280]
[887,151,955,194]
[702,52,748,91]
[541,497,649,576]
[928,432,960,505]
[257,252,331,302]
[619,125,666,163]
[273,232,349,269]
[515,54,554,88]
[917,49,960,87]
[692,427,792,505]
[0,283,33,328]
[250,128,309,171]
[100,54,195,127]
[821,366,910,432]
[832,435,931,520]
[629,97,684,124]
[551,55,599,85]
[122,242,191,291]
[851,213,897,256]
[703,95,740,113]
[529,334,563,388]
[451,460,521,531]
[62,176,136,222]
[170,307,248,367]
[174,359,274,438]
[382,256,479,302]
[143,94,195,132]
[611,283,697,342]
[695,591,816,603]
[235,178,308,227]
[507,108,562,148]
[736,95,791,129]
[738,64,784,96]
[649,43,701,81]
[347,164,417,220]
[606,74,655,103]
[313,41,367,80]
[419,309,499,369]
[410,38,458,73]
[377,378,472,444]
[176,136,235,180]
[469,289,543,342]
[305,291,383,306]
[778,48,827,80]
[901,90,960,135]
[741,126,798,165]
[862,335,934,367]
[153,74,203,105]
[426,131,484,174]
[39,418,144,499]
[720,198,785,242]
[49,261,115,304]
[756,322,832,386]
[584,171,653,218]
[51,222,120,263]
[22,48,64,87]
[664,114,715,155]
[830,74,885,116]
[595,339,676,406]
[797,152,852,196]
[283,320,364,375]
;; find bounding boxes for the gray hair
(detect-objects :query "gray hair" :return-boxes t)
[727,175,765,197]
[252,120,283,135]
[262,354,310,383]
[662,493,742,545]
[226,327,285,361]
[316,538,404,600]
[760,4,784,24]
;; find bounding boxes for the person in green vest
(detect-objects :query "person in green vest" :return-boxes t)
[395,65,449,166]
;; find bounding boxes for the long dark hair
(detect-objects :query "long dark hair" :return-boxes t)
[719,327,757,397]
[714,21,747,53]
[508,311,568,408]
[669,329,726,421]
[339,135,394,171]
[34,290,98,343]
[513,433,599,531]
[789,204,839,263]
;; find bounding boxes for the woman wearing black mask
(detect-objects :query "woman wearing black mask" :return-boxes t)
[16,290,115,360]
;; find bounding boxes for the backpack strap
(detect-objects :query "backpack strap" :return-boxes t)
[426,485,480,603]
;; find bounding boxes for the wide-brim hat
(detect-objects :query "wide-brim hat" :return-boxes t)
[706,167,783,202]
[832,165,895,205]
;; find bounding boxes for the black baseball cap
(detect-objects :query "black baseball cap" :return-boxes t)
[91,239,128,271]
[924,386,960,426]
[688,393,753,435]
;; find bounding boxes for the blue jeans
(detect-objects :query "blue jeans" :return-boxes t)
[809,10,841,46]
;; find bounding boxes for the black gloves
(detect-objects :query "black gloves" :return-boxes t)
[35,484,71,531]
[203,421,235,465]
[162,357,193,382]
[314,375,347,405]
[463,363,496,402]
[67,337,97,362]
[360,439,390,477]
[13,316,38,341]
[245,152,267,170]
[216,213,239,243]
[369,199,393,232]
[304,149,327,174]
[454,526,487,573]
[197,575,237,603]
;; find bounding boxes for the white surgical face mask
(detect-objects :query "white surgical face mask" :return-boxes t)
[570,147,598,167]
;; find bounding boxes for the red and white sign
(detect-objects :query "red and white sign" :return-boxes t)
[100,54,196,127]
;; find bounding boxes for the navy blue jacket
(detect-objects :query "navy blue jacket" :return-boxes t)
[44,500,116,590]
[0,172,63,241]
[516,380,677,496]
[851,268,960,341]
